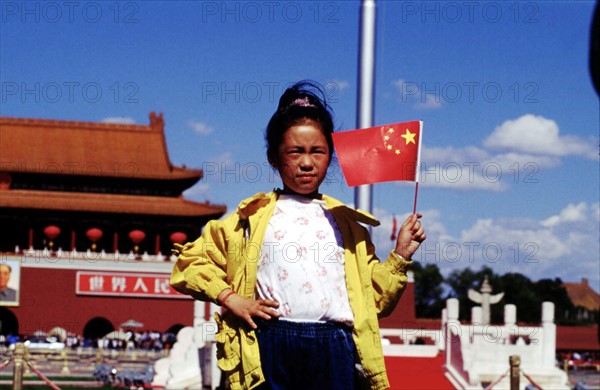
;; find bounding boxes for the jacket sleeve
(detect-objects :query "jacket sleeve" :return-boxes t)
[365,230,413,318]
[170,216,238,304]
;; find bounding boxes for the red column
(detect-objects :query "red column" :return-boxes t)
[155,234,161,255]
[113,232,119,253]
[71,230,76,251]
[28,227,33,248]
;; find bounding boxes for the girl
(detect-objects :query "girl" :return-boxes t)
[171,81,426,390]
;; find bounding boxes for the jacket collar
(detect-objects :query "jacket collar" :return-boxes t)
[236,190,380,227]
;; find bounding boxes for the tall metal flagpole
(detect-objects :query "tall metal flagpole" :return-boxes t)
[355,0,376,222]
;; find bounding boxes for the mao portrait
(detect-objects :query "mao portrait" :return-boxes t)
[0,261,20,306]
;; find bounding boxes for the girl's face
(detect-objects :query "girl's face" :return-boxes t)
[273,122,331,197]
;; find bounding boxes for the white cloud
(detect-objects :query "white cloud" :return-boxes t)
[483,114,598,159]
[188,120,214,136]
[392,79,442,110]
[363,202,599,288]
[329,80,350,91]
[447,202,599,284]
[419,162,507,191]
[182,182,211,199]
[541,202,588,227]
[371,207,452,261]
[391,114,594,193]
[418,146,558,191]
[101,116,136,124]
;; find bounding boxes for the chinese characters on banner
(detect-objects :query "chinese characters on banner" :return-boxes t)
[76,271,188,299]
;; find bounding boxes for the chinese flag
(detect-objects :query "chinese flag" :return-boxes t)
[332,120,422,187]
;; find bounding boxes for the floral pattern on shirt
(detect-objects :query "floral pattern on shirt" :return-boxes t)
[255,195,354,324]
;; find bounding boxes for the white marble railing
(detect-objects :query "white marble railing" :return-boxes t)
[14,246,177,262]
[443,299,568,390]
[379,327,443,357]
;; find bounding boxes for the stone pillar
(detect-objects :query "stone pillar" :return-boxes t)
[541,301,556,369]
[445,299,460,365]
[471,306,482,324]
[504,304,516,326]
[440,308,447,351]
[504,304,517,345]
[447,298,459,321]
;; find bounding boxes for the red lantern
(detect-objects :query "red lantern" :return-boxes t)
[86,228,103,251]
[86,228,103,242]
[44,225,61,240]
[129,230,145,244]
[129,230,145,255]
[169,232,187,244]
[43,225,60,251]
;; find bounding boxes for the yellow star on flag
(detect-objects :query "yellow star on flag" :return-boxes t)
[401,128,416,145]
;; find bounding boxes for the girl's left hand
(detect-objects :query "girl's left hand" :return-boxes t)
[394,213,426,260]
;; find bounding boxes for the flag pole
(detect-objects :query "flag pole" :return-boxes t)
[412,120,423,215]
[412,182,419,214]
[355,0,377,226]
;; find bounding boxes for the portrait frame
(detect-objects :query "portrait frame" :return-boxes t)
[0,260,20,307]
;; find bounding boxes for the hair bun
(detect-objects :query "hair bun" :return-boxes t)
[278,81,328,113]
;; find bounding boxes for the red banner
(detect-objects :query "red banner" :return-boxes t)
[76,271,189,299]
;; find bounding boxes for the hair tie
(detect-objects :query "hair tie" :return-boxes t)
[290,97,315,108]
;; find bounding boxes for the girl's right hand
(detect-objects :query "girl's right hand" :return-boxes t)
[218,290,280,329]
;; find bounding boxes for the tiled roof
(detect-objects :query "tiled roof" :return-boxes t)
[563,278,600,311]
[0,189,225,217]
[0,114,201,180]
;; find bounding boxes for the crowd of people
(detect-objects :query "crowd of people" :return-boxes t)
[0,330,178,352]
[97,330,177,352]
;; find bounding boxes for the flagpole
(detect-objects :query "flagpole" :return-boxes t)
[413,120,423,215]
[412,182,419,214]
[355,0,377,223]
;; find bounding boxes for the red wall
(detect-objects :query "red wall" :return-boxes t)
[6,267,417,336]
[379,282,416,328]
[8,267,196,336]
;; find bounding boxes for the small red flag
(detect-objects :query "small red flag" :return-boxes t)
[390,215,398,241]
[332,121,422,187]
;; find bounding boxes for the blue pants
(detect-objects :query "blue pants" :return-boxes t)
[255,319,357,390]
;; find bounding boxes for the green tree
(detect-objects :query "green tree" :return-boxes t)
[411,264,579,325]
[496,273,538,323]
[533,278,576,324]
[411,262,445,318]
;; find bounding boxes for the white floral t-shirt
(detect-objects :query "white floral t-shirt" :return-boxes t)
[256,194,354,325]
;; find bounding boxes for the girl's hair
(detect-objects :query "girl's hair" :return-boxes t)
[266,81,334,166]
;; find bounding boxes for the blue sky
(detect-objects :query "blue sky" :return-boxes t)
[1,1,598,291]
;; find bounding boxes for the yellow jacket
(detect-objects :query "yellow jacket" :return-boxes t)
[171,192,412,390]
